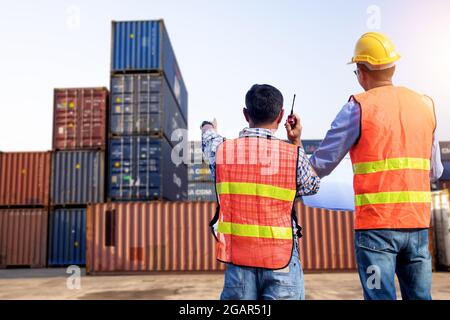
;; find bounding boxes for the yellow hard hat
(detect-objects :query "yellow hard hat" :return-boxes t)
[348,32,401,68]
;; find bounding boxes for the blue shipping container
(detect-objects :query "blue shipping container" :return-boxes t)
[188,182,217,202]
[302,140,323,155]
[188,163,213,182]
[442,161,450,180]
[110,73,187,142]
[188,141,212,181]
[440,142,450,161]
[189,141,207,164]
[111,20,188,121]
[109,136,187,201]
[51,151,105,205]
[48,209,86,266]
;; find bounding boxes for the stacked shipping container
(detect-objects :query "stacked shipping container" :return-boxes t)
[0,209,48,268]
[51,151,105,205]
[49,87,108,267]
[0,153,51,268]
[110,74,186,141]
[48,208,86,266]
[108,20,187,201]
[111,20,188,120]
[440,142,450,182]
[53,88,108,150]
[1,20,189,269]
[302,140,323,155]
[0,152,51,207]
[436,141,450,270]
[109,137,186,201]
[187,142,216,201]
[432,190,450,270]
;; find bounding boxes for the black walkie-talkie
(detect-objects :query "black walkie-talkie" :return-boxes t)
[288,94,297,128]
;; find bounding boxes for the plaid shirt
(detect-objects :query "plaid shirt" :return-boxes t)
[201,127,320,197]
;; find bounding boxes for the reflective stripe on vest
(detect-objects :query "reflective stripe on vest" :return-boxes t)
[353,157,431,207]
[355,191,432,206]
[353,158,430,175]
[216,182,296,202]
[218,222,292,240]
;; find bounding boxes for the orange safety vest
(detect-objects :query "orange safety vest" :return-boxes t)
[211,137,299,269]
[350,86,436,230]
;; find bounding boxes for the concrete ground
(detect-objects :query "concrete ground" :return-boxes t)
[0,269,450,300]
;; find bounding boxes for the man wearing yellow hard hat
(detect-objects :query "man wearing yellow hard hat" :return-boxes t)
[309,32,443,300]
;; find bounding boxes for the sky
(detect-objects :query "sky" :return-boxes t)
[0,0,449,151]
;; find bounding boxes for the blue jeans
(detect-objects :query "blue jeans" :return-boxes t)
[220,241,304,300]
[355,229,432,300]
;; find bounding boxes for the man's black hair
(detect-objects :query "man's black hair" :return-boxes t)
[245,84,284,125]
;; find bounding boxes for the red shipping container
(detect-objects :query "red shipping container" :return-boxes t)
[0,209,48,268]
[0,152,51,207]
[53,87,108,150]
[297,202,356,271]
[86,201,356,274]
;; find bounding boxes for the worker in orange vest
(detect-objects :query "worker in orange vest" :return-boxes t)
[309,32,444,300]
[201,84,320,300]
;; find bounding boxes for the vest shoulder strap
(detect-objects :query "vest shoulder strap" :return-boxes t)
[422,94,437,132]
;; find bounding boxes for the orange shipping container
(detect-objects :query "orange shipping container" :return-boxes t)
[0,209,48,268]
[0,152,51,207]
[87,202,224,274]
[87,201,356,274]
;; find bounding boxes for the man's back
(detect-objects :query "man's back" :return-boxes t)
[350,85,436,229]
[215,137,299,269]
[201,84,320,300]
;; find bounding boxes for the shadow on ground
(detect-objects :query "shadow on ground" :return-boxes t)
[0,267,86,279]
[79,289,177,300]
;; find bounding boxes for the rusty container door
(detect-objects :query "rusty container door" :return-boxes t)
[53,88,108,151]
[0,209,48,268]
[0,152,51,207]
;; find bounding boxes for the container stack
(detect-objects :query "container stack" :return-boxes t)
[431,190,450,271]
[187,141,216,201]
[0,19,398,275]
[0,152,51,268]
[440,142,450,187]
[302,139,323,155]
[48,87,108,267]
[108,20,188,202]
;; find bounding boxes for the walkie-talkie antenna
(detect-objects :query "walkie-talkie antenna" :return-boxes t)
[290,94,297,116]
[288,94,297,127]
